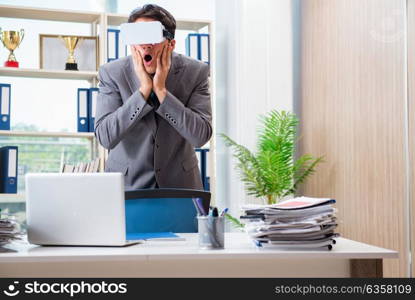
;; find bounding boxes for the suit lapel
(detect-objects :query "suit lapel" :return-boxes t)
[165,52,184,97]
[123,56,140,94]
[124,56,157,136]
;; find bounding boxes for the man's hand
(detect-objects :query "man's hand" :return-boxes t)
[131,46,152,100]
[153,41,173,103]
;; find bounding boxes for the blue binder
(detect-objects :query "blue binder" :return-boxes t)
[0,146,18,194]
[185,33,210,64]
[199,33,210,65]
[107,29,119,62]
[77,88,89,132]
[0,83,11,131]
[185,33,199,60]
[88,88,99,132]
[195,148,210,191]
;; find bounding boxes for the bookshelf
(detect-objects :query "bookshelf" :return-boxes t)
[0,130,95,139]
[106,13,210,30]
[0,193,25,203]
[0,67,98,81]
[0,4,101,23]
[0,4,216,203]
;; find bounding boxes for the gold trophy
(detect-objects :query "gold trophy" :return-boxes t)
[0,28,24,68]
[60,35,82,71]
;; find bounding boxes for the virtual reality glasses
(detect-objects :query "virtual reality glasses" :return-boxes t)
[120,21,174,45]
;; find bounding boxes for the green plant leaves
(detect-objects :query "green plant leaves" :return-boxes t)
[224,213,245,229]
[221,110,323,204]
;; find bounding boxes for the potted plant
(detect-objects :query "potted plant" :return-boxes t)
[221,110,323,205]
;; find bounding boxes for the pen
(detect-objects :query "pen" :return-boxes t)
[195,198,207,216]
[208,208,220,247]
[192,198,203,215]
[253,239,262,247]
[220,208,228,217]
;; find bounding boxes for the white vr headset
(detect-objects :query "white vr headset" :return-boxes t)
[120,21,174,45]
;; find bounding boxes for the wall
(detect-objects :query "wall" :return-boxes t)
[215,0,295,216]
[297,0,409,277]
[407,0,415,278]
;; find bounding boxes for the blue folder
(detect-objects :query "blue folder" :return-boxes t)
[0,146,18,193]
[88,88,99,132]
[77,88,89,132]
[199,33,210,64]
[185,33,199,61]
[107,29,119,62]
[185,33,210,64]
[195,148,210,191]
[0,83,11,131]
[124,188,211,238]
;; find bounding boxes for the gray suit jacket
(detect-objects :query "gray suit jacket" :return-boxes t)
[95,53,212,190]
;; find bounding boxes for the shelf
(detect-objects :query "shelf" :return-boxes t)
[0,5,210,30]
[176,19,211,31]
[0,67,98,81]
[0,131,95,139]
[0,3,215,204]
[106,13,211,31]
[0,4,101,23]
[0,193,25,203]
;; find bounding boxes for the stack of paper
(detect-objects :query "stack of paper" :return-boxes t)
[0,213,21,246]
[241,197,339,250]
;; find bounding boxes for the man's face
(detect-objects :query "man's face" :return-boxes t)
[132,17,176,74]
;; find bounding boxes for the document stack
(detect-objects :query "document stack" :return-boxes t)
[242,197,339,250]
[0,211,21,247]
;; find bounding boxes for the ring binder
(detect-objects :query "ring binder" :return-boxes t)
[0,83,11,131]
[88,88,99,132]
[77,88,89,132]
[0,146,18,193]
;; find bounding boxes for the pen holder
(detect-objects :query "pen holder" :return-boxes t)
[197,216,225,249]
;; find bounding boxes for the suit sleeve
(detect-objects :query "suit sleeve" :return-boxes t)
[94,66,153,149]
[155,64,212,148]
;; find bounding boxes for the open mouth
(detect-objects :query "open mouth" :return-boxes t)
[144,54,153,63]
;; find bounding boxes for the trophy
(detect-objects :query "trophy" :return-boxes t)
[0,28,24,68]
[60,36,82,71]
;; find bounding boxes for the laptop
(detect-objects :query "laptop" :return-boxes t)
[26,173,141,246]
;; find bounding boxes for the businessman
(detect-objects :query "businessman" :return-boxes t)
[95,4,212,190]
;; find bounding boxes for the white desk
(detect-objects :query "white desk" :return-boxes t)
[0,233,397,278]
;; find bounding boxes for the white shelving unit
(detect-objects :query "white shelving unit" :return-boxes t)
[106,12,210,30]
[0,4,101,23]
[0,130,95,139]
[0,4,216,203]
[0,194,25,203]
[0,67,98,81]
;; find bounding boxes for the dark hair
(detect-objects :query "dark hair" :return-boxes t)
[128,4,176,39]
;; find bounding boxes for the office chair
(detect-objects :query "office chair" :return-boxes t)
[124,188,211,234]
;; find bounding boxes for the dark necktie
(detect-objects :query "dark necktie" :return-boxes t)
[149,91,160,127]
[149,91,160,110]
